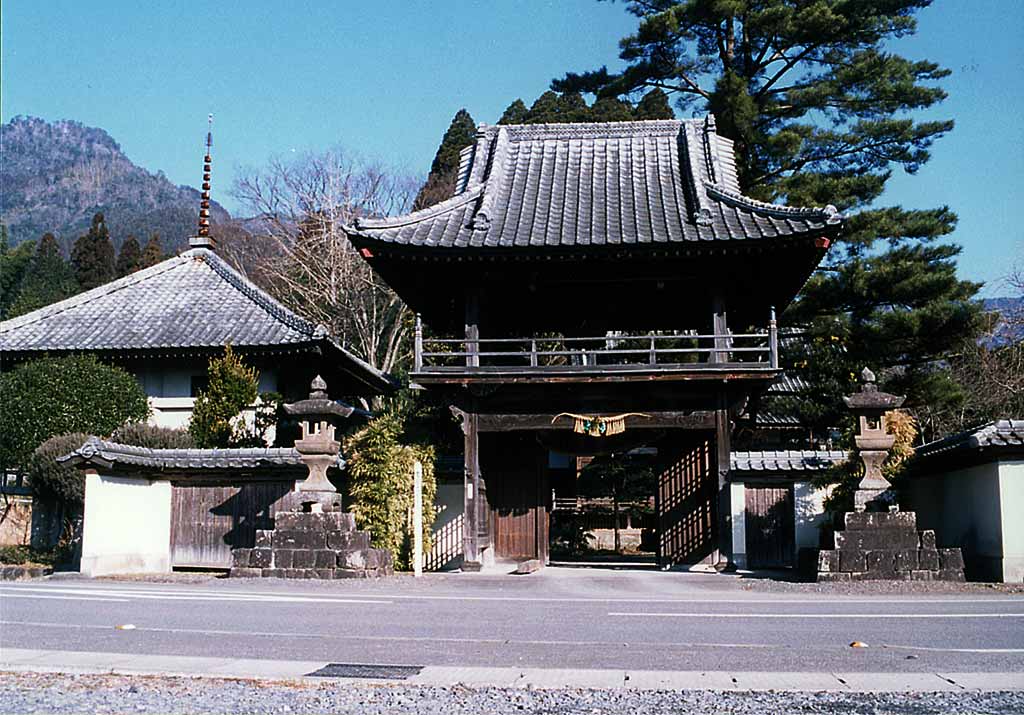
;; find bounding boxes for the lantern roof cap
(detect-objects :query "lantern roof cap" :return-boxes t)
[843,367,905,411]
[283,376,356,420]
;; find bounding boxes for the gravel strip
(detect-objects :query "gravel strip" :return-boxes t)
[738,578,1024,595]
[2,671,1022,715]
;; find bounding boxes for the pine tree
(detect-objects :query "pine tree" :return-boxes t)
[498,99,529,125]
[70,213,115,290]
[589,96,635,123]
[0,225,36,319]
[140,233,165,268]
[553,1,981,435]
[634,88,673,120]
[8,233,80,317]
[116,235,143,276]
[413,109,478,210]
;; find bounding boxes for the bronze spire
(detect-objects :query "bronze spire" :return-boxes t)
[190,114,215,249]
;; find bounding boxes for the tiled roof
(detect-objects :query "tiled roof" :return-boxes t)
[731,450,846,473]
[915,420,1024,460]
[346,117,841,250]
[765,373,811,394]
[0,248,321,353]
[59,437,344,473]
[0,247,392,393]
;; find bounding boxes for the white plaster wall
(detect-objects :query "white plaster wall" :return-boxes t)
[427,481,465,571]
[80,472,172,576]
[906,463,1003,581]
[730,482,747,569]
[794,481,831,550]
[998,460,1024,583]
[149,397,195,429]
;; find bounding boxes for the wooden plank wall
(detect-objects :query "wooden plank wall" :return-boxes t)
[656,435,716,566]
[482,433,549,562]
[170,481,293,568]
[744,485,795,568]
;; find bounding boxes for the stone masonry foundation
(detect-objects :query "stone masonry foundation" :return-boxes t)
[230,510,392,579]
[800,510,964,582]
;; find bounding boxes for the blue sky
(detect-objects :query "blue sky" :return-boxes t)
[2,1,1021,295]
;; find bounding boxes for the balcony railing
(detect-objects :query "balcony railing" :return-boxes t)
[413,311,779,374]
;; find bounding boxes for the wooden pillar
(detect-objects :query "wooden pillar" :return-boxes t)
[462,410,482,570]
[711,294,730,364]
[715,391,734,569]
[465,290,480,368]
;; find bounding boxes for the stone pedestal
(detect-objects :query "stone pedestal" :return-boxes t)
[230,509,392,579]
[800,509,964,582]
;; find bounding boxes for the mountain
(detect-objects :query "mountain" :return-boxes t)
[0,116,230,252]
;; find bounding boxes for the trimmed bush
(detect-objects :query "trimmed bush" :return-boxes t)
[344,411,436,570]
[0,355,149,472]
[111,422,195,449]
[26,432,91,506]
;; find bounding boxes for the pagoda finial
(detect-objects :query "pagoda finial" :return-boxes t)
[190,114,216,249]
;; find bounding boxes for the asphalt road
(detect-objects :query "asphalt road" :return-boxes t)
[2,569,1023,674]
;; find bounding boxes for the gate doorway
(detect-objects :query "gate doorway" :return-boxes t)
[744,484,795,569]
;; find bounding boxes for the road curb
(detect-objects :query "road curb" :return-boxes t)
[1,649,1021,692]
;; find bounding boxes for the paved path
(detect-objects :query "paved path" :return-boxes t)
[2,569,1023,688]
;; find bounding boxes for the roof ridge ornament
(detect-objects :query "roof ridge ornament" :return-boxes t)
[471,126,510,232]
[704,181,843,224]
[190,114,216,250]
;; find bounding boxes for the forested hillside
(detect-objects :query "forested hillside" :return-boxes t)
[1,116,229,253]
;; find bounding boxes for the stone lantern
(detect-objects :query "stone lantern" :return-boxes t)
[282,376,354,509]
[843,367,905,512]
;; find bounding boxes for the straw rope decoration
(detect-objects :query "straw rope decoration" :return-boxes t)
[551,413,651,437]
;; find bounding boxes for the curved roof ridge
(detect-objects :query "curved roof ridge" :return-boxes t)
[488,119,686,141]
[351,185,483,231]
[196,249,322,337]
[704,182,842,224]
[0,251,192,333]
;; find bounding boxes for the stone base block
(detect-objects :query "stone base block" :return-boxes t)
[230,509,391,579]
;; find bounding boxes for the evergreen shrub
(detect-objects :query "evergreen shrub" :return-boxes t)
[0,355,149,472]
[111,422,195,449]
[26,432,91,506]
[189,346,259,448]
[344,411,436,570]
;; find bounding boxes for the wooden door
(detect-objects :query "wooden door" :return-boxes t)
[483,434,549,563]
[170,481,292,568]
[744,484,795,569]
[656,435,716,566]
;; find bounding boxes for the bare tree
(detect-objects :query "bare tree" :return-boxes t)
[914,259,1024,441]
[229,149,420,374]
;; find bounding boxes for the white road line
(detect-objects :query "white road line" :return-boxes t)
[610,612,1024,619]
[0,620,777,650]
[884,644,1024,654]
[0,593,129,603]
[0,587,390,605]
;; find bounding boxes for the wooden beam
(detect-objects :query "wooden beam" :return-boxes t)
[462,410,482,570]
[465,290,480,369]
[711,293,730,364]
[715,392,734,569]
[457,411,716,432]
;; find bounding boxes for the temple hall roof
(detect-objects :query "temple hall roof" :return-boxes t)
[346,117,841,251]
[0,247,392,394]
